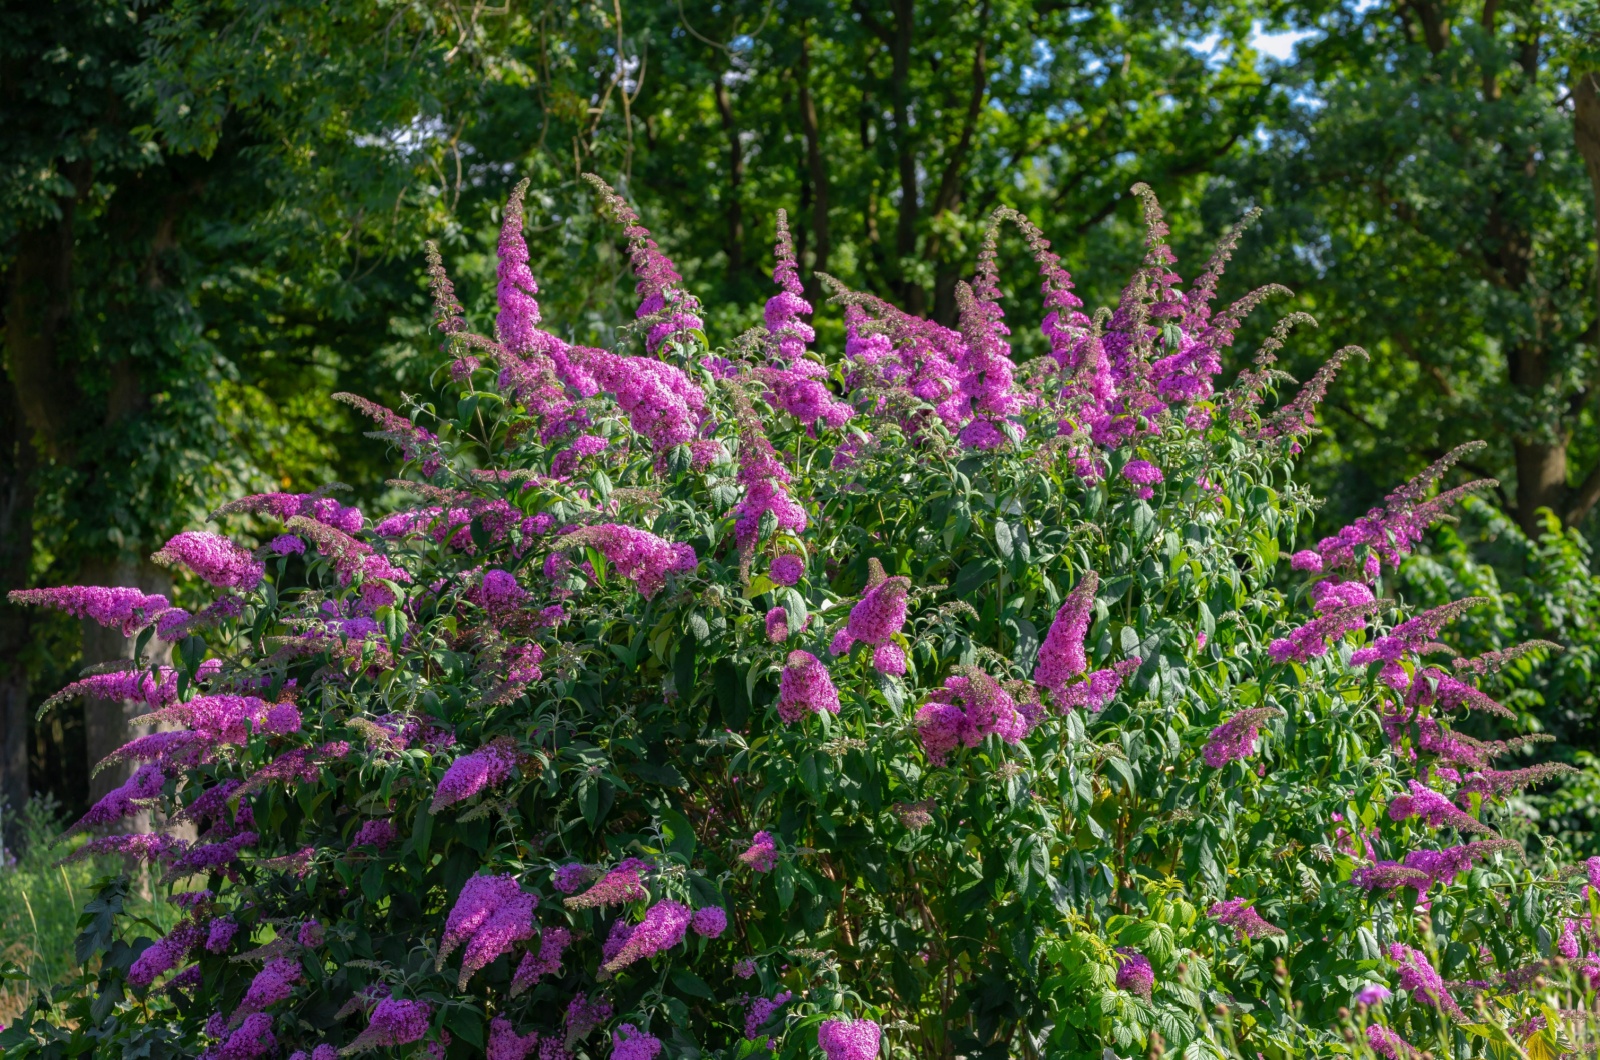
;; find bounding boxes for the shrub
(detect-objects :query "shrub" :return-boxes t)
[5,180,1599,1059]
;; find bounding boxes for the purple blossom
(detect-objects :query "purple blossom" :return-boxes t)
[1366,1025,1414,1060]
[740,832,777,872]
[9,585,172,635]
[488,1016,542,1060]
[214,491,364,534]
[206,917,238,953]
[511,926,572,996]
[777,651,840,723]
[610,1024,662,1060]
[1302,444,1491,578]
[431,740,518,811]
[219,1013,276,1060]
[1387,780,1493,835]
[552,863,595,894]
[1114,948,1153,997]
[585,175,704,353]
[765,607,790,643]
[349,998,432,1051]
[744,991,793,1041]
[1121,459,1164,499]
[770,554,805,585]
[556,524,697,599]
[566,858,650,909]
[735,958,757,979]
[602,899,691,973]
[817,1017,881,1060]
[1355,983,1393,1007]
[1203,708,1279,768]
[1208,898,1285,940]
[496,180,551,359]
[1035,572,1098,700]
[691,906,728,938]
[872,643,907,676]
[268,534,305,556]
[61,832,186,865]
[71,762,168,833]
[551,433,610,478]
[354,818,396,849]
[239,957,302,1014]
[575,348,706,452]
[479,569,528,613]
[438,875,537,987]
[151,531,265,590]
[127,922,202,988]
[915,671,1027,765]
[1289,550,1323,572]
[1402,840,1520,886]
[1267,601,1379,664]
[297,919,324,948]
[833,570,910,656]
[1388,942,1463,1018]
[565,993,614,1041]
[1349,862,1433,893]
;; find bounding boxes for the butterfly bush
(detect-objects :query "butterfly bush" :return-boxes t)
[7,177,1597,1060]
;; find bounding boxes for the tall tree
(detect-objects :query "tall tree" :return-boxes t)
[1207,0,1594,537]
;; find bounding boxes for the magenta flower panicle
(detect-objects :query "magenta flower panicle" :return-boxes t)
[817,1017,881,1060]
[777,651,840,722]
[1035,571,1098,700]
[151,531,265,590]
[9,585,172,635]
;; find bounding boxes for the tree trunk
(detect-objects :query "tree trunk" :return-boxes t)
[713,77,745,275]
[1565,71,1600,527]
[798,34,831,305]
[78,558,173,805]
[887,0,923,313]
[0,377,34,838]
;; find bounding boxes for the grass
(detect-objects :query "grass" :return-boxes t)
[0,796,180,1027]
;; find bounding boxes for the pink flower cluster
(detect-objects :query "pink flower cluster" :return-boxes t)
[830,565,910,674]
[732,407,808,549]
[1203,708,1279,768]
[744,991,794,1040]
[1120,459,1164,499]
[777,651,840,723]
[817,1017,881,1060]
[488,1016,543,1060]
[432,742,518,816]
[1034,573,1096,699]
[556,524,697,600]
[348,998,432,1051]
[1387,942,1463,1018]
[215,491,364,534]
[611,1024,663,1060]
[739,831,777,872]
[762,212,853,429]
[770,554,805,585]
[915,670,1030,765]
[510,926,572,996]
[1208,898,1285,940]
[586,174,704,353]
[9,585,174,635]
[602,899,691,974]
[239,956,302,1015]
[438,875,537,988]
[566,858,651,909]
[151,531,265,590]
[1114,948,1154,997]
[127,922,202,987]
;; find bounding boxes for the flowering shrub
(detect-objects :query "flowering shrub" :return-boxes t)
[5,179,1599,1060]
